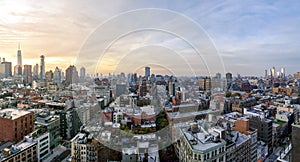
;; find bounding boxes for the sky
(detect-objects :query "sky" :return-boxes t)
[0,0,299,77]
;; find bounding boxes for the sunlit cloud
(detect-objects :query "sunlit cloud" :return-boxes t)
[0,0,299,76]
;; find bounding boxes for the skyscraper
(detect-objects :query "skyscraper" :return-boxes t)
[0,58,12,77]
[281,67,285,78]
[17,43,22,66]
[23,65,32,84]
[33,63,39,80]
[80,67,86,80]
[53,67,62,84]
[271,67,275,78]
[216,72,221,79]
[65,65,79,85]
[212,73,222,91]
[40,55,45,79]
[265,69,268,79]
[198,77,211,91]
[138,78,148,97]
[16,44,22,75]
[45,70,53,82]
[14,65,22,76]
[145,66,150,78]
[225,72,233,83]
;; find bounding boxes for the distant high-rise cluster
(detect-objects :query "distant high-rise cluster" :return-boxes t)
[265,66,285,79]
[0,45,87,88]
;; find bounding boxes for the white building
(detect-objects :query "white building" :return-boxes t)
[179,124,227,162]
[25,130,51,162]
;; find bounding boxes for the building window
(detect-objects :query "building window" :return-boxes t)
[220,157,223,162]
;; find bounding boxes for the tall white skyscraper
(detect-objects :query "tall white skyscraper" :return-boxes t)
[17,43,22,66]
[16,43,22,75]
[276,71,280,78]
[281,68,285,78]
[271,67,275,78]
[40,55,45,79]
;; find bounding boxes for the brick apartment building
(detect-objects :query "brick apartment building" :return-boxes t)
[0,108,34,142]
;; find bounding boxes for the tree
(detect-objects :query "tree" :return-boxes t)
[225,91,231,97]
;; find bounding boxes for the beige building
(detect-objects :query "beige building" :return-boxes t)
[0,139,37,162]
[71,132,100,162]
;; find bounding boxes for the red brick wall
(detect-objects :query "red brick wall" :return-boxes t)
[0,117,14,142]
[0,112,34,143]
[233,119,249,135]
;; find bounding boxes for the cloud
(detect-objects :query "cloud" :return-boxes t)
[0,0,299,76]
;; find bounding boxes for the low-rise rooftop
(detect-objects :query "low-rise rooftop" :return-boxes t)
[0,108,31,120]
[0,139,36,161]
[181,126,226,153]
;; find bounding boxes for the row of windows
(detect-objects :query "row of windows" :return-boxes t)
[14,128,33,139]
[7,150,36,162]
[202,147,225,160]
[40,149,49,158]
[40,145,49,152]
[14,116,33,126]
[40,140,49,148]
[40,135,49,142]
[194,154,225,162]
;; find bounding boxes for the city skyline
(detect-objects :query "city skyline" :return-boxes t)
[0,51,293,78]
[0,0,299,76]
[1,1,300,161]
